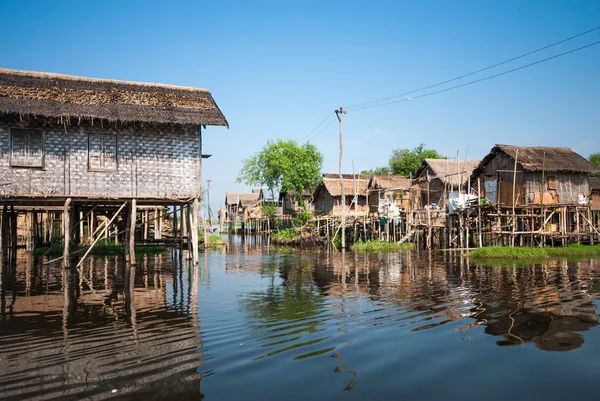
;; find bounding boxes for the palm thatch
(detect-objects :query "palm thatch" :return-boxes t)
[0,68,228,126]
[416,159,480,187]
[369,175,411,191]
[320,178,368,197]
[472,145,600,178]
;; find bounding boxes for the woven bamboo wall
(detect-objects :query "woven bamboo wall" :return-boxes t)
[0,116,201,199]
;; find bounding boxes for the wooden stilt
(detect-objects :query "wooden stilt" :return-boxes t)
[192,198,200,263]
[62,198,72,267]
[129,199,137,265]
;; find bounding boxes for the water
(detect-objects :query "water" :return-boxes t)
[2,238,600,400]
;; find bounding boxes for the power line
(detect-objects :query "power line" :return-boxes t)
[297,112,334,142]
[347,25,600,110]
[351,39,600,111]
[306,116,336,142]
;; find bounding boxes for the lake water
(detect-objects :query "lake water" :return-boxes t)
[2,236,600,400]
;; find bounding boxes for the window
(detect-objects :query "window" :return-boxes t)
[547,177,557,190]
[88,133,117,171]
[11,128,44,168]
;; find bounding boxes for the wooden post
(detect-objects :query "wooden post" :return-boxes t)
[511,150,519,247]
[129,199,137,265]
[63,198,72,266]
[477,178,483,247]
[143,210,148,240]
[1,205,7,258]
[79,211,84,243]
[173,205,178,240]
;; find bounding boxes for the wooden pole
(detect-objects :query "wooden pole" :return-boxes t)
[511,150,519,247]
[477,177,483,247]
[62,198,72,267]
[336,107,347,250]
[129,199,137,264]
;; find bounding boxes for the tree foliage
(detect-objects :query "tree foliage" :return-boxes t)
[590,153,600,177]
[237,139,324,198]
[389,143,445,177]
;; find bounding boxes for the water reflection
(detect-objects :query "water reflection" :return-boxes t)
[228,247,600,375]
[3,239,600,400]
[0,251,204,400]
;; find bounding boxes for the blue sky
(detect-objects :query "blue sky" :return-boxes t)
[1,0,599,213]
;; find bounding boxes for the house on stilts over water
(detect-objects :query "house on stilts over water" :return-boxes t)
[0,68,228,264]
[461,145,600,248]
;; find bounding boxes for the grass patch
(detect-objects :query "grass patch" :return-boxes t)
[352,240,414,252]
[271,229,301,242]
[33,243,168,257]
[469,244,600,259]
[199,234,227,246]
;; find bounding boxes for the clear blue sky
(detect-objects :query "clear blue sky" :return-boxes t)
[1,0,599,214]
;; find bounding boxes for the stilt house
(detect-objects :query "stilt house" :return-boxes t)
[313,175,369,217]
[0,68,228,263]
[367,175,412,213]
[224,190,263,221]
[413,159,479,209]
[470,145,600,206]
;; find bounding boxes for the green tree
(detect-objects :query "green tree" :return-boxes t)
[590,153,600,177]
[361,166,392,176]
[389,143,445,177]
[237,139,324,199]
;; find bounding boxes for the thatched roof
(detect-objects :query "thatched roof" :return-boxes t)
[225,191,262,207]
[416,159,480,187]
[318,178,368,197]
[472,145,600,178]
[589,177,600,193]
[0,68,228,126]
[369,175,411,191]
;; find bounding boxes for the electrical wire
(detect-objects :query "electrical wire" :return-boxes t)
[297,112,334,142]
[351,39,600,111]
[346,25,600,110]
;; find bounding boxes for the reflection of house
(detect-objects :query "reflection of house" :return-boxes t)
[590,177,600,211]
[224,190,263,221]
[313,175,368,217]
[0,254,203,400]
[471,145,600,206]
[414,159,479,209]
[367,175,412,213]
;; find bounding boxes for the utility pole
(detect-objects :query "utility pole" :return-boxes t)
[207,179,213,229]
[335,107,347,250]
